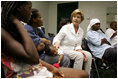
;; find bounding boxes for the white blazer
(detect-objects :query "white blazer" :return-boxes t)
[53,23,84,51]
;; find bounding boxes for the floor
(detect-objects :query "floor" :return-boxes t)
[91,67,116,78]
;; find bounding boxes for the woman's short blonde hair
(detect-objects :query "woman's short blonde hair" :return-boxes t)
[70,9,84,22]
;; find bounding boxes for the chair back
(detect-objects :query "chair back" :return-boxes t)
[82,38,91,53]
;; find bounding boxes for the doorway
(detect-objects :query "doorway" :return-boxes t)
[57,2,78,33]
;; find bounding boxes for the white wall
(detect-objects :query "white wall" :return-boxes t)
[79,1,117,36]
[32,1,49,36]
[32,1,117,36]
[48,2,57,36]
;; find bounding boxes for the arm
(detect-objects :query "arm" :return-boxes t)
[76,49,88,62]
[39,59,64,78]
[105,29,117,39]
[101,38,111,45]
[111,31,117,38]
[40,38,51,45]
[53,26,66,48]
[1,24,39,64]
[25,28,50,52]
[86,32,102,46]
[57,54,64,65]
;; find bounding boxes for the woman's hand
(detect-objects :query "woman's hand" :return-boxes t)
[52,67,64,78]
[76,49,88,62]
[54,42,60,49]
[101,38,110,45]
[41,38,51,45]
[82,52,88,62]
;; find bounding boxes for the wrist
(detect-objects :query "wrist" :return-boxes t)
[57,61,61,64]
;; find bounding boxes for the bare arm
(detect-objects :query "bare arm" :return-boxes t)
[57,54,64,65]
[111,31,117,38]
[39,59,64,78]
[1,18,39,64]
[101,38,111,45]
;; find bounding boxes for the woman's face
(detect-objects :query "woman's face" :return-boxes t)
[33,12,43,27]
[17,2,32,22]
[72,14,82,26]
[92,23,100,31]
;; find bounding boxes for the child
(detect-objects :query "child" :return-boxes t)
[44,43,65,67]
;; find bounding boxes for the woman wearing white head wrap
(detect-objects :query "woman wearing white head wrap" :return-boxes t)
[85,18,117,77]
[87,18,100,32]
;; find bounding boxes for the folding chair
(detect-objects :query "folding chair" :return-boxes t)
[82,38,100,78]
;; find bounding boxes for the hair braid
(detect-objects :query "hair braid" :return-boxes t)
[1,1,30,41]
[1,1,17,29]
[1,1,28,29]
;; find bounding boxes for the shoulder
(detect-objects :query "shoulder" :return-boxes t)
[60,23,71,31]
[63,23,71,28]
[106,28,114,32]
[86,30,92,35]
[86,30,96,37]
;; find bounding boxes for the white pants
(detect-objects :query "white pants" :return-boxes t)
[64,50,92,75]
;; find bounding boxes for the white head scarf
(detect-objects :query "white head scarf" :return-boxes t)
[87,18,100,32]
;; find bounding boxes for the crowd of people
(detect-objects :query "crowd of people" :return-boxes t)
[1,1,117,78]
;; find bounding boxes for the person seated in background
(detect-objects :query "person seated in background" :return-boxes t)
[24,8,70,67]
[53,9,92,76]
[1,1,89,78]
[85,18,117,77]
[59,18,71,29]
[105,21,117,47]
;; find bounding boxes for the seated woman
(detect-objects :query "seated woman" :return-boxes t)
[1,1,89,78]
[53,9,92,75]
[85,18,117,77]
[24,8,70,67]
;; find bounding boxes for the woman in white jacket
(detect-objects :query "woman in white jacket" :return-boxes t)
[53,9,92,75]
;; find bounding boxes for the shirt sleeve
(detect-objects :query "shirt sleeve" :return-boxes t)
[105,28,115,38]
[38,28,49,39]
[86,31,101,46]
[27,30,42,47]
[58,48,63,55]
[53,26,66,44]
